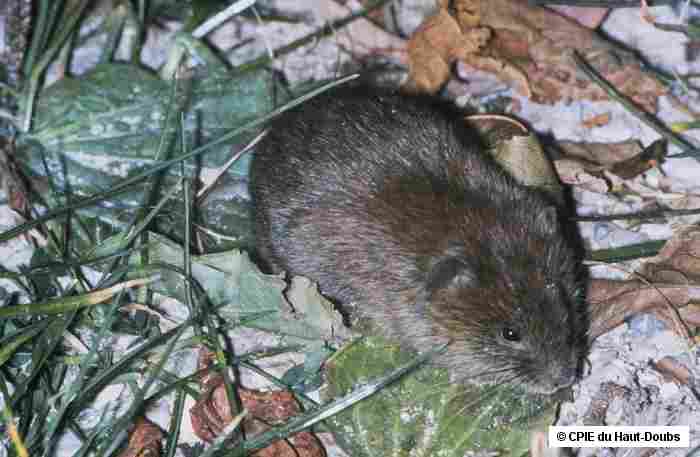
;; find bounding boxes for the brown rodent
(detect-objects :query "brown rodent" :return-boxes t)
[251,85,588,395]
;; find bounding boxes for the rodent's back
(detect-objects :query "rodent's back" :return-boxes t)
[251,86,588,394]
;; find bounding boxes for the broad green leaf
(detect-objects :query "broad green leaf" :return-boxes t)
[132,232,351,346]
[14,60,268,250]
[325,336,558,457]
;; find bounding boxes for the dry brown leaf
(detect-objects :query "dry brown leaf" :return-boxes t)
[405,0,666,109]
[639,226,700,284]
[481,0,665,110]
[453,0,481,30]
[189,349,325,456]
[586,278,697,340]
[555,140,664,180]
[608,140,666,180]
[588,226,700,340]
[553,158,609,193]
[680,303,700,328]
[466,114,563,201]
[0,136,31,219]
[405,7,490,93]
[653,357,692,385]
[582,112,611,129]
[558,140,644,167]
[118,417,163,457]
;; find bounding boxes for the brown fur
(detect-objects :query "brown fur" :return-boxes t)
[251,85,588,394]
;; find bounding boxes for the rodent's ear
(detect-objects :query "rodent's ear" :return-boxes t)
[535,206,559,236]
[426,256,478,292]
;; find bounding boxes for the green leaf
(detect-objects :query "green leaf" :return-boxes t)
[130,232,351,347]
[13,61,270,244]
[21,62,269,177]
[325,336,559,457]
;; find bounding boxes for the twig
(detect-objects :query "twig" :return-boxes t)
[572,51,700,159]
[192,0,257,38]
[196,129,268,203]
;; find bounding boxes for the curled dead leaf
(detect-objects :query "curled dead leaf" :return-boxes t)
[190,349,325,456]
[653,357,692,385]
[586,278,697,341]
[406,0,665,109]
[588,226,700,340]
[466,114,563,202]
[639,226,700,284]
[405,7,490,93]
[556,140,665,181]
[608,140,666,180]
[118,417,163,457]
[452,0,481,30]
[554,158,609,193]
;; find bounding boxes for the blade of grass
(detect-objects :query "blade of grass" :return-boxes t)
[73,408,111,457]
[201,411,247,457]
[23,0,92,132]
[98,322,189,457]
[0,247,137,281]
[122,178,185,251]
[0,276,155,319]
[586,240,666,263]
[179,108,243,440]
[102,63,182,291]
[1,378,30,457]
[21,0,51,77]
[41,286,131,456]
[164,389,187,457]
[139,338,300,408]
[0,319,52,369]
[100,4,129,63]
[9,312,78,408]
[0,74,358,243]
[64,318,190,422]
[572,207,700,222]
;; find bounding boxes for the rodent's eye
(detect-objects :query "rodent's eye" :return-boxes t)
[501,327,521,342]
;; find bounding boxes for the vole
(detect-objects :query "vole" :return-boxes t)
[251,85,588,395]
